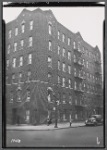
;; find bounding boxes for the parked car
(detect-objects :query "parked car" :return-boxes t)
[85,115,103,126]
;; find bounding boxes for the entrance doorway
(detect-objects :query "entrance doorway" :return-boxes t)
[12,108,21,125]
[12,108,17,124]
[25,110,30,124]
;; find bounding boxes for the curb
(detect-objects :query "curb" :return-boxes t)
[6,124,85,131]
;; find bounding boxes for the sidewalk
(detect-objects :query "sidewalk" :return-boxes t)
[6,122,85,131]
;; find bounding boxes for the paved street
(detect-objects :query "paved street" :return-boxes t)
[6,125,104,147]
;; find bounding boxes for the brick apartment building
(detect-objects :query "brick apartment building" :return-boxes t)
[5,8,103,125]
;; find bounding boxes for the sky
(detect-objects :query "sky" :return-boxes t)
[3,6,105,62]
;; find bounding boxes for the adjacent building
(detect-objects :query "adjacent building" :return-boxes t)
[5,8,103,125]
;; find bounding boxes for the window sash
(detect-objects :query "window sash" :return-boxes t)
[62,34,65,42]
[28,54,32,64]
[62,48,65,57]
[7,60,9,67]
[7,45,10,54]
[30,21,33,30]
[58,31,60,39]
[49,24,52,35]
[58,46,60,55]
[13,58,16,68]
[68,38,70,45]
[68,52,71,61]
[22,24,25,33]
[9,30,11,38]
[48,57,52,68]
[62,78,65,87]
[58,61,60,70]
[21,40,24,47]
[14,43,17,51]
[62,63,66,72]
[58,76,60,84]
[29,37,33,47]
[68,66,71,74]
[15,28,18,36]
[49,41,52,50]
[19,57,23,66]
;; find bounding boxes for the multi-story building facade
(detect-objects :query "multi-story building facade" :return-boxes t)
[5,8,103,125]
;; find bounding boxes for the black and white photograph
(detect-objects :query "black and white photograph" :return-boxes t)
[2,2,105,148]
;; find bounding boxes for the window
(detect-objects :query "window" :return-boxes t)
[69,95,72,104]
[19,56,23,67]
[27,71,31,81]
[62,94,66,104]
[28,54,32,64]
[20,40,24,48]
[74,54,76,62]
[93,76,95,83]
[6,76,8,84]
[75,99,78,105]
[48,73,51,78]
[73,41,76,49]
[68,65,71,74]
[25,110,30,122]
[62,34,65,42]
[19,73,22,82]
[8,30,11,38]
[79,83,82,90]
[26,90,30,102]
[75,114,78,119]
[62,78,65,87]
[90,74,92,81]
[10,92,13,103]
[58,46,60,55]
[78,42,81,51]
[79,70,81,77]
[83,59,85,66]
[48,57,52,68]
[49,24,52,35]
[96,77,98,83]
[6,60,9,68]
[68,51,71,61]
[49,41,52,51]
[62,48,65,57]
[87,85,89,93]
[87,73,89,80]
[30,21,33,30]
[86,61,89,68]
[17,90,21,102]
[58,31,60,39]
[29,37,33,47]
[58,61,60,70]
[74,68,77,76]
[7,44,10,54]
[62,63,66,72]
[12,74,15,83]
[68,38,70,45]
[21,23,25,33]
[14,42,17,52]
[68,79,71,88]
[74,81,77,89]
[12,58,16,68]
[83,47,85,53]
[58,76,60,84]
[15,28,18,36]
